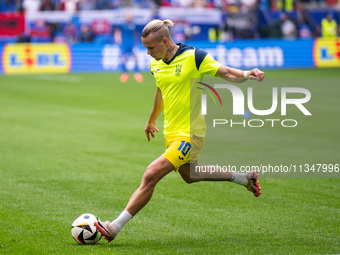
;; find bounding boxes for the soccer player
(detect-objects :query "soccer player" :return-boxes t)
[115,12,144,83]
[95,19,265,242]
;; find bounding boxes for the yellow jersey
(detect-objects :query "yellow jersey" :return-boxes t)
[150,43,222,137]
[321,18,337,38]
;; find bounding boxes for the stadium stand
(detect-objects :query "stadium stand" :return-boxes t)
[0,0,339,43]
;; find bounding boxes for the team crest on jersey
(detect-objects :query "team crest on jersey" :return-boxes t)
[175,64,182,77]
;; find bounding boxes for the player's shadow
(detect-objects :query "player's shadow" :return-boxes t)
[69,235,228,251]
[68,242,130,247]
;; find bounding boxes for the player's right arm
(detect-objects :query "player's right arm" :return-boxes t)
[216,66,265,83]
[195,48,264,82]
[145,87,164,141]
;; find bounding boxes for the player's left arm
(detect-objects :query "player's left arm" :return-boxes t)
[216,65,265,83]
[145,87,163,141]
[114,28,122,44]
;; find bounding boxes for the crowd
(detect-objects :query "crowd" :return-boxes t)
[0,0,338,13]
[0,0,339,43]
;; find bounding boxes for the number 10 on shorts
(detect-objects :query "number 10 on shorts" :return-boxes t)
[177,141,191,157]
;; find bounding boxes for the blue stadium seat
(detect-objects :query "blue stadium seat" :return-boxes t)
[258,9,298,26]
[190,24,212,41]
[258,8,272,26]
[307,10,328,25]
[0,0,16,12]
[335,11,340,24]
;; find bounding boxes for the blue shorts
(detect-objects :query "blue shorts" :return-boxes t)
[121,43,134,54]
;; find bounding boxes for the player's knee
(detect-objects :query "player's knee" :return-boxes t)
[179,169,198,184]
[181,176,197,184]
[142,167,159,187]
[184,178,195,184]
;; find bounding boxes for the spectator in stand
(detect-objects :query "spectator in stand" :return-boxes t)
[40,0,55,11]
[209,24,228,42]
[95,0,110,9]
[22,0,40,14]
[1,0,16,12]
[298,15,312,39]
[258,12,297,39]
[161,0,172,6]
[79,24,95,42]
[153,0,162,7]
[114,12,143,83]
[78,0,95,10]
[276,0,294,12]
[16,0,24,13]
[191,0,207,7]
[136,0,160,8]
[325,0,338,7]
[240,0,257,10]
[280,12,297,38]
[64,22,78,43]
[109,0,122,9]
[30,19,51,42]
[321,13,337,38]
[211,0,228,10]
[121,0,133,7]
[299,23,312,38]
[17,33,31,43]
[61,0,79,13]
[172,19,192,42]
[171,0,194,7]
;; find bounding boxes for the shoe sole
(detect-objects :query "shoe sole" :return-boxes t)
[94,221,115,242]
[248,172,261,197]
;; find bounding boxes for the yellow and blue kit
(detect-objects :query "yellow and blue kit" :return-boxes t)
[150,43,222,169]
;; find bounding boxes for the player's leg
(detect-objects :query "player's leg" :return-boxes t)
[177,136,232,182]
[178,162,232,183]
[178,163,261,197]
[94,156,174,242]
[178,136,261,197]
[120,52,129,83]
[125,156,174,215]
[131,51,143,82]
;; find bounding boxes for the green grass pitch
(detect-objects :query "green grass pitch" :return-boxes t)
[0,69,339,254]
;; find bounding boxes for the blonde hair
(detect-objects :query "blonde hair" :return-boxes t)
[141,19,174,41]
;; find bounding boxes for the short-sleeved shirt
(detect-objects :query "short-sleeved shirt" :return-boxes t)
[120,22,136,52]
[150,43,222,137]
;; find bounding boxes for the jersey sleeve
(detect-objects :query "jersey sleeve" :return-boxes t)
[150,59,161,87]
[195,48,222,76]
[150,61,154,75]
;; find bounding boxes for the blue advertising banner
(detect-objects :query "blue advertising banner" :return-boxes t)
[0,39,318,74]
[191,39,314,69]
[1,43,70,74]
[70,39,315,73]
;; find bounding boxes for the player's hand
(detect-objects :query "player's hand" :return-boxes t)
[248,68,265,82]
[145,121,159,141]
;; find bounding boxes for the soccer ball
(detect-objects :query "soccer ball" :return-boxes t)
[71,213,102,245]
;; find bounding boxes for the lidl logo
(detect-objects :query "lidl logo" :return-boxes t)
[314,38,340,68]
[2,43,71,74]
